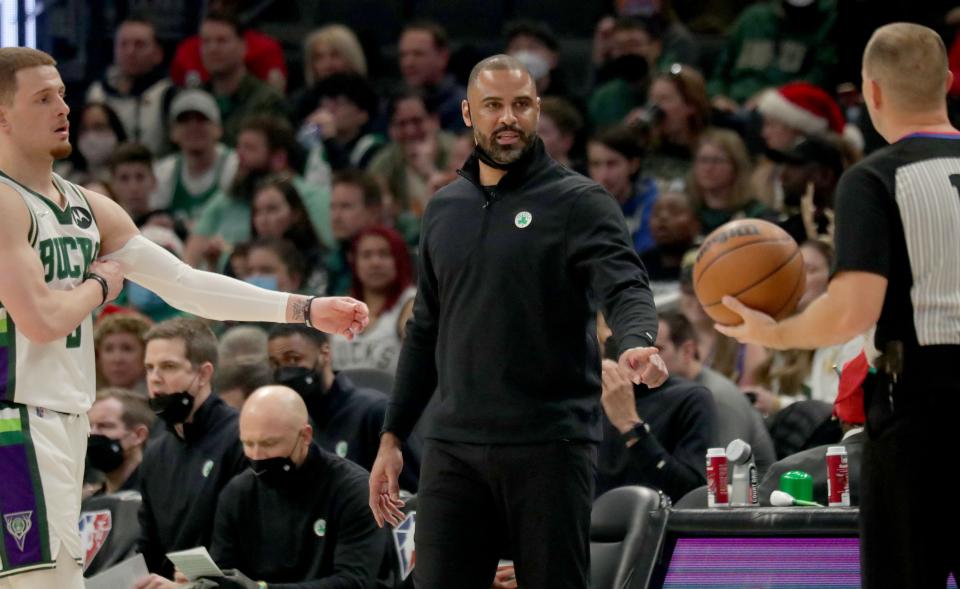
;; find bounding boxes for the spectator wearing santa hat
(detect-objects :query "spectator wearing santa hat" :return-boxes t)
[758,350,868,506]
[752,81,863,210]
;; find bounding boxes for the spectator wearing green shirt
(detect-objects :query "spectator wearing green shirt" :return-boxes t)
[588,17,661,129]
[151,89,238,225]
[708,0,839,110]
[185,115,332,270]
[326,169,383,295]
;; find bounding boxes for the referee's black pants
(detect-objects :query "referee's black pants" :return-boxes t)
[860,347,960,589]
[413,439,597,589]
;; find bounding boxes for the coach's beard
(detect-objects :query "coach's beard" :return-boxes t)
[473,124,537,170]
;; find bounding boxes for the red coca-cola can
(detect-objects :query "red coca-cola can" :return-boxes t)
[706,448,729,507]
[826,446,850,507]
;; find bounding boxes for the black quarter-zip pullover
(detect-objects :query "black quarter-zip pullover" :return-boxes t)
[383,139,659,444]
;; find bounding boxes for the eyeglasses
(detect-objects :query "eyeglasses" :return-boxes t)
[694,155,733,166]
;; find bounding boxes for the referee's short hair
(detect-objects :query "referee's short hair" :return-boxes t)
[863,23,948,112]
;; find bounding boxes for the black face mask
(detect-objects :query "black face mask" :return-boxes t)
[607,53,649,83]
[781,1,819,28]
[250,435,303,486]
[87,434,124,473]
[274,366,324,399]
[149,392,195,427]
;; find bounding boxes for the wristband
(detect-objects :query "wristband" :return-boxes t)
[621,420,651,446]
[303,296,318,328]
[84,272,109,306]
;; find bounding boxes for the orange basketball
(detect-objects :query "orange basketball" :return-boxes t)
[693,219,806,326]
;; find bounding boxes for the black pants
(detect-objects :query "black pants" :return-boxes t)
[860,348,960,589]
[414,439,597,589]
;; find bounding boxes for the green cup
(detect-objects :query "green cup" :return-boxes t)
[780,470,814,502]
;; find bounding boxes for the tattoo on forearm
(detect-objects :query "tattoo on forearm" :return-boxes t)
[290,296,307,322]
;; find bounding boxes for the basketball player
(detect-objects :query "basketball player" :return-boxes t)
[719,24,960,588]
[0,48,367,589]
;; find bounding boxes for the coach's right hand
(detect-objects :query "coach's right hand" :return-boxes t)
[88,259,125,303]
[369,432,405,527]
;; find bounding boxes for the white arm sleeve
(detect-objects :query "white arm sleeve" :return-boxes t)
[105,235,290,324]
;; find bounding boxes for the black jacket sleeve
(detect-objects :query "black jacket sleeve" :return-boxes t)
[382,204,441,441]
[624,386,717,501]
[209,481,243,571]
[136,457,166,574]
[566,185,659,352]
[269,479,385,589]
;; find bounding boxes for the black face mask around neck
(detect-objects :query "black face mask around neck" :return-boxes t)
[149,391,195,427]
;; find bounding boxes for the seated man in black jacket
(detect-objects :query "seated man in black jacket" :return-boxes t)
[85,387,154,496]
[596,337,718,502]
[134,319,248,588]
[268,324,420,491]
[208,385,384,589]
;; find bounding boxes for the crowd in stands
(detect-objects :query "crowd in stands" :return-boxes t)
[66,0,960,586]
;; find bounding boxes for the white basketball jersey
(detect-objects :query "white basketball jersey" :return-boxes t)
[0,171,100,414]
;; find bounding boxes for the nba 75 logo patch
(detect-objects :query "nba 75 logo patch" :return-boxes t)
[79,510,112,571]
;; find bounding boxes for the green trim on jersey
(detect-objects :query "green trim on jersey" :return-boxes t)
[26,209,35,247]
[0,311,14,403]
[0,169,73,225]
[18,405,51,565]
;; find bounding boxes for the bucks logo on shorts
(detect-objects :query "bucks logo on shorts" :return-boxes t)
[4,511,33,552]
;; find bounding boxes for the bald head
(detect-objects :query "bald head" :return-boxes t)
[239,386,312,462]
[242,385,308,427]
[468,54,535,92]
[863,23,949,112]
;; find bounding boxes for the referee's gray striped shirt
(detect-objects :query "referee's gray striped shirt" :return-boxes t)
[895,157,960,345]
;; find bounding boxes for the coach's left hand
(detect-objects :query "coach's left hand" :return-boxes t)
[618,346,668,388]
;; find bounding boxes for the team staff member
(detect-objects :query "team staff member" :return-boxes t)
[207,386,383,589]
[719,23,960,588]
[133,319,246,589]
[85,387,153,495]
[369,55,667,589]
[268,324,421,491]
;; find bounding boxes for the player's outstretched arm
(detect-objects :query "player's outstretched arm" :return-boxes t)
[88,188,369,337]
[0,185,123,343]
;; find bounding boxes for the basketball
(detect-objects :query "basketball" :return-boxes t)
[693,219,806,325]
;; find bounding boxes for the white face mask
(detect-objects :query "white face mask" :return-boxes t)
[78,131,118,166]
[510,50,550,82]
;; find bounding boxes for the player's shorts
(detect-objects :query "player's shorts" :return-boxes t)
[0,401,87,580]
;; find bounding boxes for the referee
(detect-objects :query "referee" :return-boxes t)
[720,23,960,588]
[368,54,667,589]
